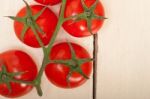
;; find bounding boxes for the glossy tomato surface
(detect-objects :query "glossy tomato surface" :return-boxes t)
[45,42,92,88]
[0,50,37,98]
[63,0,105,37]
[14,5,58,48]
[35,0,61,5]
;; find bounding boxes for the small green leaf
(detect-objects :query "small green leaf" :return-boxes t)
[33,6,47,20]
[33,7,46,34]
[90,0,99,11]
[5,81,12,95]
[0,71,2,77]
[20,25,29,41]
[86,18,93,35]
[78,58,93,64]
[6,16,25,23]
[67,42,76,59]
[8,71,28,78]
[34,23,45,34]
[0,72,3,83]
[2,65,7,73]
[23,0,32,16]
[51,59,72,67]
[67,17,82,25]
[30,25,45,47]
[81,0,88,10]
[92,14,107,20]
[76,67,89,79]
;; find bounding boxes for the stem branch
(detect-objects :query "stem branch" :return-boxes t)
[32,0,68,96]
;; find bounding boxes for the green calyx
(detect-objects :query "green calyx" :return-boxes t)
[0,65,26,94]
[81,0,107,34]
[51,42,93,87]
[7,0,46,47]
[70,0,107,35]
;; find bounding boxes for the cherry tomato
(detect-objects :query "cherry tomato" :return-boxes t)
[0,50,37,98]
[45,42,92,88]
[63,0,105,37]
[35,0,61,5]
[14,5,58,48]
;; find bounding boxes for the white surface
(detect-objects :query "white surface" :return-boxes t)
[97,0,150,99]
[0,0,93,99]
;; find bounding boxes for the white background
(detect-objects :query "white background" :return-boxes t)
[97,0,150,99]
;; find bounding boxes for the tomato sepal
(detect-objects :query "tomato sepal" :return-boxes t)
[0,65,28,95]
[7,0,47,49]
[48,42,93,87]
[64,0,107,36]
[80,0,106,34]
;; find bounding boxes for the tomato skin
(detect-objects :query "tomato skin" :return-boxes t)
[14,5,58,48]
[63,0,105,37]
[0,50,37,98]
[35,0,61,5]
[45,42,92,88]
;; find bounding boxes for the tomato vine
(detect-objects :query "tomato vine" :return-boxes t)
[0,0,106,97]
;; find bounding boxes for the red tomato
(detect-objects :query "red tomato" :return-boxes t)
[45,42,92,88]
[35,0,61,5]
[0,50,37,98]
[14,5,58,48]
[63,0,105,37]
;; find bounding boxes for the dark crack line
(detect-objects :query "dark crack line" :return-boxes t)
[93,34,98,99]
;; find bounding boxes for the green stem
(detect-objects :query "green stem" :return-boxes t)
[35,84,43,96]
[33,1,67,95]
[47,0,66,54]
[31,24,46,52]
[31,1,67,96]
[32,56,48,96]
[63,13,85,22]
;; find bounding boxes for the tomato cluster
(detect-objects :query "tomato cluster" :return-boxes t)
[0,0,105,98]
